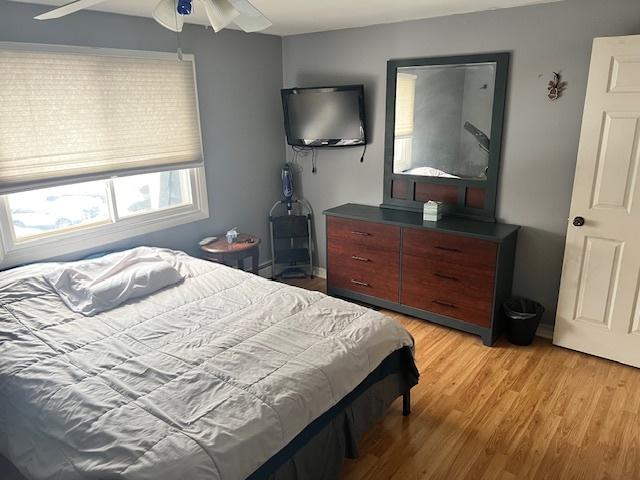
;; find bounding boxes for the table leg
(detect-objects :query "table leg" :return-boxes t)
[206,254,223,265]
[251,247,259,275]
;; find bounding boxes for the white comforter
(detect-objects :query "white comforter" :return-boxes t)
[0,249,413,480]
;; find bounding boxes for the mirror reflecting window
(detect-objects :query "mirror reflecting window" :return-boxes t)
[393,62,496,180]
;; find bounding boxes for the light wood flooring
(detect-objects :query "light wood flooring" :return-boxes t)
[285,277,640,480]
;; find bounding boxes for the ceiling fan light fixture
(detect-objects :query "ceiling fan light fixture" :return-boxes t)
[176,0,193,16]
[232,13,272,33]
[32,0,272,35]
[201,0,240,32]
[228,0,272,32]
[153,0,184,32]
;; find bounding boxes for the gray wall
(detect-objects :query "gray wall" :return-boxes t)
[282,0,640,325]
[1,1,284,264]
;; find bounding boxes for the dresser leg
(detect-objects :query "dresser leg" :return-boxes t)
[402,391,411,416]
[482,333,495,347]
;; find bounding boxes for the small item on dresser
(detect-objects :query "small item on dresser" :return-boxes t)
[423,201,445,222]
[226,227,239,244]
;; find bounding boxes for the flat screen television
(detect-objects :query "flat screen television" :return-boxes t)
[281,85,366,147]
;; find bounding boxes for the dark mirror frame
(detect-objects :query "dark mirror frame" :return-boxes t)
[382,52,510,221]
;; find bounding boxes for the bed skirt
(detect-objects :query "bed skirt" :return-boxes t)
[250,346,420,480]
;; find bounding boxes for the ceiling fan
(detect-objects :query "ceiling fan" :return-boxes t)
[34,0,272,33]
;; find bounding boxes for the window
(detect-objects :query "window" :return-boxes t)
[393,73,417,173]
[0,168,207,267]
[113,170,191,219]
[6,168,197,242]
[394,73,417,137]
[8,180,110,241]
[0,43,208,268]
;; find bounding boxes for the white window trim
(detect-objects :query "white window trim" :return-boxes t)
[0,167,209,270]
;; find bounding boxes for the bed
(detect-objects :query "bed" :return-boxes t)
[0,248,418,480]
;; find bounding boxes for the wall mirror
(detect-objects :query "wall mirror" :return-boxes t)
[383,53,509,220]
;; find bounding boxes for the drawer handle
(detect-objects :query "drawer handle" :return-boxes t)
[351,279,370,287]
[434,272,458,281]
[351,231,371,236]
[351,255,370,262]
[432,299,457,308]
[434,246,462,253]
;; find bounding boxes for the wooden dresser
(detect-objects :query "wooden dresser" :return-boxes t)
[325,203,520,346]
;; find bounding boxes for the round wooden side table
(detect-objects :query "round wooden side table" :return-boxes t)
[200,233,261,274]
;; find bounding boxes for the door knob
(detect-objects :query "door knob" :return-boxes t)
[572,216,585,227]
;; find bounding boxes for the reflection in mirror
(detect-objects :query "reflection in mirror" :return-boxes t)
[393,62,496,180]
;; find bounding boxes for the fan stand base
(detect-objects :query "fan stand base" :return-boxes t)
[276,267,308,280]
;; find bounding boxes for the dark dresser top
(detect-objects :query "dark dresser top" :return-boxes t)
[323,203,520,242]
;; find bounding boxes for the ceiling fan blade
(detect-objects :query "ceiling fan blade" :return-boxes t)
[229,0,272,32]
[34,0,109,20]
[200,0,240,33]
[153,0,184,32]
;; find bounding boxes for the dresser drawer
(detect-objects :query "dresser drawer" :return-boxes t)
[402,228,497,269]
[327,217,400,253]
[401,255,494,327]
[328,247,399,302]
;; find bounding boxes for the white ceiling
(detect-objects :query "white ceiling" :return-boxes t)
[12,0,567,36]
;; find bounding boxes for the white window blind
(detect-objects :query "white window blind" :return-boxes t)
[394,73,417,137]
[0,44,203,194]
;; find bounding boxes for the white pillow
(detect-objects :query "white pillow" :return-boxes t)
[45,247,184,316]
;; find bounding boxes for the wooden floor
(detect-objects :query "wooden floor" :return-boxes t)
[285,277,640,480]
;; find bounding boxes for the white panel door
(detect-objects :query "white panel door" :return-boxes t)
[554,35,640,368]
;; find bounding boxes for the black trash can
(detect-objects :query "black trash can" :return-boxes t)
[503,298,544,346]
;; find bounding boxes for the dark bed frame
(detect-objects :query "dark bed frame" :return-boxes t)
[249,346,419,480]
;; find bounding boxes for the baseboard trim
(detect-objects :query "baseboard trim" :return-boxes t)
[536,323,554,340]
[313,267,327,279]
[258,262,273,279]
